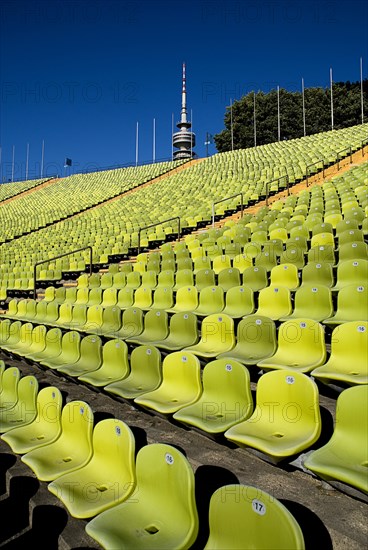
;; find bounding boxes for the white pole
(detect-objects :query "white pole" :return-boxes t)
[360,57,364,124]
[230,98,234,151]
[277,86,281,141]
[302,78,306,137]
[11,145,15,182]
[171,113,174,161]
[135,122,139,167]
[153,118,156,163]
[26,142,30,180]
[253,91,257,147]
[330,68,334,130]
[41,139,45,178]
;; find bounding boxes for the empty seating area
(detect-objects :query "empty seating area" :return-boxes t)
[0,124,367,548]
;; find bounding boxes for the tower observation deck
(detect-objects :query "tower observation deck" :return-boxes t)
[172,63,196,160]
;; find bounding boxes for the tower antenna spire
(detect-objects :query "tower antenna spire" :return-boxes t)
[173,63,196,159]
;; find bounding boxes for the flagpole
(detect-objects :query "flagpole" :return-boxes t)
[41,139,45,178]
[135,122,139,167]
[302,78,306,137]
[360,57,364,124]
[26,143,30,180]
[330,68,334,130]
[230,98,234,151]
[153,118,156,163]
[277,86,281,141]
[11,145,15,182]
[253,91,257,147]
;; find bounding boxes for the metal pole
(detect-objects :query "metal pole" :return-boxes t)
[253,91,257,147]
[135,122,139,167]
[277,86,281,141]
[11,145,15,182]
[153,118,156,163]
[26,143,29,180]
[330,68,334,130]
[41,139,45,178]
[171,113,174,161]
[190,108,193,158]
[302,78,306,137]
[230,98,234,151]
[360,57,364,124]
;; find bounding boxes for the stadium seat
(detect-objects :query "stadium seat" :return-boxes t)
[21,401,94,481]
[255,285,292,320]
[270,263,300,290]
[217,268,241,291]
[86,443,198,550]
[174,359,253,434]
[222,285,254,318]
[0,367,20,411]
[225,370,321,462]
[0,375,38,433]
[127,309,169,345]
[78,339,129,386]
[57,334,102,377]
[195,269,216,291]
[280,285,333,322]
[1,386,63,454]
[323,284,368,325]
[105,345,162,400]
[331,259,368,291]
[301,262,334,288]
[203,484,305,549]
[149,312,199,351]
[48,419,136,518]
[217,315,277,365]
[169,286,198,313]
[184,314,235,358]
[40,330,81,370]
[194,286,225,316]
[241,266,268,291]
[113,307,144,339]
[303,385,368,498]
[135,351,202,414]
[311,322,368,385]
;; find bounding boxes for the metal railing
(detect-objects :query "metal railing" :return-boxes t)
[336,146,352,170]
[137,217,181,254]
[212,192,244,228]
[265,175,289,206]
[305,159,325,187]
[33,246,93,299]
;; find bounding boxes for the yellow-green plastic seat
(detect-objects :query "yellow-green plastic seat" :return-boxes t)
[279,246,306,270]
[1,386,63,454]
[100,273,113,290]
[270,263,300,291]
[64,287,77,304]
[232,254,253,274]
[195,268,216,291]
[301,262,334,288]
[112,307,144,339]
[311,322,368,385]
[242,242,262,262]
[337,228,364,246]
[22,401,94,481]
[86,287,103,306]
[55,302,73,328]
[194,286,225,317]
[40,330,81,369]
[13,299,28,321]
[0,320,22,352]
[48,419,136,518]
[212,255,232,275]
[174,359,253,434]
[2,321,33,354]
[75,287,89,305]
[173,269,194,290]
[157,270,175,289]
[14,325,47,359]
[258,319,326,373]
[303,385,368,498]
[127,310,169,345]
[0,375,38,433]
[217,268,241,291]
[69,304,88,329]
[0,367,20,411]
[148,312,199,351]
[331,259,368,291]
[117,287,135,309]
[126,271,142,289]
[0,360,5,392]
[151,286,174,310]
[254,250,278,272]
[308,245,336,265]
[241,266,268,291]
[280,285,333,322]
[255,285,292,320]
[79,339,129,386]
[99,305,121,336]
[112,271,127,290]
[338,241,368,262]
[141,270,158,289]
[85,443,199,550]
[221,285,254,318]
[105,345,162,400]
[217,315,277,365]
[169,286,198,313]
[311,232,335,248]
[101,288,118,308]
[77,304,104,333]
[203,484,305,550]
[26,327,63,364]
[184,313,235,358]
[0,319,11,346]
[135,351,202,414]
[132,286,153,310]
[57,334,102,377]
[4,299,18,318]
[225,370,321,463]
[323,284,368,325]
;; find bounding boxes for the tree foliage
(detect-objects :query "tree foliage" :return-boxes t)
[214,80,368,152]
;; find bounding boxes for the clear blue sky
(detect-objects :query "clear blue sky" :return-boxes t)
[0,0,367,180]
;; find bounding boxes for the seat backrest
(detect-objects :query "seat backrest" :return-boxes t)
[334,284,367,319]
[270,264,299,289]
[204,484,304,550]
[174,286,198,310]
[0,367,20,405]
[141,310,169,340]
[331,385,368,450]
[199,314,235,349]
[195,269,215,290]
[101,339,129,377]
[59,400,94,451]
[277,319,326,362]
[328,321,368,368]
[301,262,334,287]
[197,286,225,312]
[174,269,194,288]
[242,266,268,291]
[236,315,277,356]
[91,419,135,479]
[5,321,22,345]
[117,288,134,309]
[120,307,144,337]
[60,330,81,362]
[129,345,162,385]
[79,335,102,366]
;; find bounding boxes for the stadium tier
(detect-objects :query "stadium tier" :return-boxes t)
[0,123,367,548]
